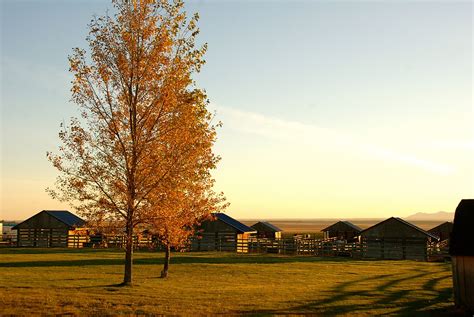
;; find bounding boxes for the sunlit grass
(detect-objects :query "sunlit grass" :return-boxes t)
[0,248,453,315]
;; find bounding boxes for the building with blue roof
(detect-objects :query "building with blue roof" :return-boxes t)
[251,221,282,239]
[191,213,256,253]
[12,210,87,247]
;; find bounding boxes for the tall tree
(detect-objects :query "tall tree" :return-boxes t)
[47,0,223,286]
[147,110,228,277]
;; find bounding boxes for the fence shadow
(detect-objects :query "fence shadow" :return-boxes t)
[0,248,119,255]
[0,252,358,268]
[1,248,457,315]
[235,269,455,316]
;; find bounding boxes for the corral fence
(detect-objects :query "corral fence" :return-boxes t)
[244,237,359,257]
[9,230,449,261]
[189,236,450,261]
[83,234,157,249]
[190,233,242,252]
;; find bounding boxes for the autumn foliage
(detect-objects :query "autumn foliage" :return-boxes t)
[48,0,226,285]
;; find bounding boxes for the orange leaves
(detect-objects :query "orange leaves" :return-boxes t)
[49,2,226,274]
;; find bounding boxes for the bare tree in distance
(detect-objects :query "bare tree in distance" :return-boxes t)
[47,0,226,286]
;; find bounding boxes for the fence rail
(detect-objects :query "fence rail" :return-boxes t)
[189,236,450,261]
[10,230,449,261]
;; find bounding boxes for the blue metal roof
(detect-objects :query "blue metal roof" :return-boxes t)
[12,210,86,230]
[213,213,255,233]
[45,210,85,228]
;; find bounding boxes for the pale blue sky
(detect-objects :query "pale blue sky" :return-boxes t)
[1,0,472,220]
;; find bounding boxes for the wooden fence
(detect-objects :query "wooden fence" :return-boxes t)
[189,236,450,261]
[84,234,155,249]
[25,231,449,261]
[190,233,248,253]
[427,239,450,261]
[188,236,355,256]
[243,237,353,256]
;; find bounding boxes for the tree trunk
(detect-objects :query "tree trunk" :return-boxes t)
[122,230,133,286]
[161,244,171,278]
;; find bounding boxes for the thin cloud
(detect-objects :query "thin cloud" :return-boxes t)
[214,105,456,175]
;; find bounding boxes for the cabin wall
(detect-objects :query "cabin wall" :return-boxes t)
[192,220,240,252]
[15,212,87,248]
[256,231,281,239]
[430,230,450,241]
[326,230,358,241]
[361,237,428,260]
[452,256,474,310]
[17,228,69,247]
[429,223,453,241]
[192,232,239,251]
[323,231,329,240]
[360,219,433,260]
[191,219,254,253]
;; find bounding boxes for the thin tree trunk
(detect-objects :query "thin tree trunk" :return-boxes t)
[161,244,171,278]
[122,229,133,286]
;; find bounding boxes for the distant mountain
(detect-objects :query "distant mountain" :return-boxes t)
[404,211,454,221]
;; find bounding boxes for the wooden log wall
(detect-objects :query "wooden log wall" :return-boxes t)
[17,228,93,248]
[17,228,69,247]
[361,237,429,260]
[452,256,474,310]
[190,232,240,252]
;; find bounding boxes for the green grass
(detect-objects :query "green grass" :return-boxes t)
[0,248,454,315]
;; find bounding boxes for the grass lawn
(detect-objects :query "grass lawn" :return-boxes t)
[0,248,454,315]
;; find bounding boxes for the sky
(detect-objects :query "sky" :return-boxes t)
[1,0,473,220]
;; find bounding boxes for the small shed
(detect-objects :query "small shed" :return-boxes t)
[1,221,18,243]
[192,213,256,252]
[13,210,87,248]
[251,221,282,239]
[428,221,453,242]
[321,221,361,241]
[359,217,438,260]
[450,199,474,311]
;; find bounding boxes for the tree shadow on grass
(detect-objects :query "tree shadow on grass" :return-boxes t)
[236,268,457,316]
[0,248,120,255]
[0,252,360,267]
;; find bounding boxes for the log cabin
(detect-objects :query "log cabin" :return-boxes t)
[428,221,453,242]
[321,221,361,241]
[450,199,474,312]
[191,213,256,252]
[251,221,282,239]
[12,210,87,248]
[359,217,438,260]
